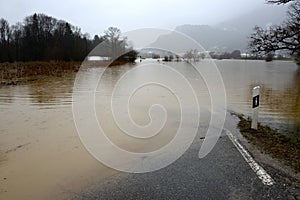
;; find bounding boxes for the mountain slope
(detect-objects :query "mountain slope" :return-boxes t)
[151,5,288,52]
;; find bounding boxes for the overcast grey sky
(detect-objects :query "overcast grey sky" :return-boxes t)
[0,0,282,37]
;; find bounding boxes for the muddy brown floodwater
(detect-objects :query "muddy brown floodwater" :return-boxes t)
[0,59,299,199]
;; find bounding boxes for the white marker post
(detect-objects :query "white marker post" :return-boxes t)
[251,86,260,129]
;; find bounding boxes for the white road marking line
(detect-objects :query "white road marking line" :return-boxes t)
[224,129,275,186]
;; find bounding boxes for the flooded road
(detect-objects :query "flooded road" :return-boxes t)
[0,74,118,199]
[0,59,299,199]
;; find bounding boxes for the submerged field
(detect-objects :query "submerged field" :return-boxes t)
[0,61,132,85]
[0,61,81,85]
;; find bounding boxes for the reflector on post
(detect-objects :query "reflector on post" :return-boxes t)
[251,86,260,129]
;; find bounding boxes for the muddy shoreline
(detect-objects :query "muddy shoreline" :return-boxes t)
[232,112,300,173]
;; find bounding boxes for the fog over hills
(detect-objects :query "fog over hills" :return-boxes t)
[152,5,288,53]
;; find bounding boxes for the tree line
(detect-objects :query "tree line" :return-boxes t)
[0,13,136,63]
[183,49,242,61]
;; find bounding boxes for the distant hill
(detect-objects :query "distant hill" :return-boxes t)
[151,5,288,53]
[174,24,245,52]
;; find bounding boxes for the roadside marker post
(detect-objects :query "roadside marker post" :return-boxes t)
[251,86,260,129]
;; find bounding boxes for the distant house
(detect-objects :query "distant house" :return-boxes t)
[87,56,111,61]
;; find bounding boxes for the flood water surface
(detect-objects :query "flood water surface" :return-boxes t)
[217,60,300,132]
[0,60,299,199]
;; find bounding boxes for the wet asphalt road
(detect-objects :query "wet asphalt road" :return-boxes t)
[71,128,292,200]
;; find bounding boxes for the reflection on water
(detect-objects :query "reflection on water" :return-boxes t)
[0,73,75,109]
[216,60,299,133]
[0,60,298,132]
[95,65,183,153]
[0,150,6,165]
[0,60,299,131]
[0,59,299,199]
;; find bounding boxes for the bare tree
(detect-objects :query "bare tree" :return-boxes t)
[0,18,10,43]
[184,49,200,62]
[249,1,300,61]
[266,0,295,4]
[104,27,123,60]
[0,18,11,61]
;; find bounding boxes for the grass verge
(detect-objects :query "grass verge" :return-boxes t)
[234,113,300,172]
